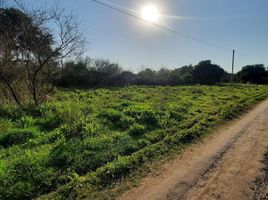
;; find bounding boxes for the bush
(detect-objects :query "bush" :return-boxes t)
[98,109,134,130]
[39,101,85,125]
[0,128,38,148]
[50,133,138,175]
[0,105,23,120]
[0,149,55,200]
[58,120,92,139]
[49,140,73,169]
[50,137,115,174]
[15,116,35,128]
[0,119,13,134]
[35,114,61,131]
[128,124,145,137]
[124,105,159,127]
[112,133,138,155]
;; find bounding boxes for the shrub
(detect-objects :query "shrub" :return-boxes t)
[40,101,85,125]
[0,119,13,134]
[145,130,166,143]
[98,109,134,130]
[50,137,115,174]
[220,105,237,119]
[0,128,38,147]
[138,139,151,148]
[124,105,159,127]
[128,123,145,137]
[169,111,184,120]
[49,140,73,169]
[58,119,93,139]
[115,101,134,111]
[15,116,35,128]
[0,149,55,200]
[112,133,138,155]
[50,133,138,175]
[35,113,61,131]
[0,105,23,120]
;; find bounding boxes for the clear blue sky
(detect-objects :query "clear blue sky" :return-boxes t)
[17,0,268,72]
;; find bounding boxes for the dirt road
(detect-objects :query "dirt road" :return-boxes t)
[119,98,268,200]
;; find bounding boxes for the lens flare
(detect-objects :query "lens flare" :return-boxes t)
[141,5,159,23]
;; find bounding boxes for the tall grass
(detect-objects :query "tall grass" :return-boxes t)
[0,85,267,199]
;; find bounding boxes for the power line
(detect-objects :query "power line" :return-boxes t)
[235,51,255,63]
[89,0,233,52]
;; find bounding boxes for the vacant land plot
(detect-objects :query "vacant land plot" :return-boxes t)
[0,85,268,199]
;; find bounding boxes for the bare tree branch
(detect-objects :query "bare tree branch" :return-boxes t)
[0,3,85,107]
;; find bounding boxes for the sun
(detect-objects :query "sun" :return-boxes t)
[141,5,159,23]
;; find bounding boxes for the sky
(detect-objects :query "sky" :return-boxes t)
[9,0,268,72]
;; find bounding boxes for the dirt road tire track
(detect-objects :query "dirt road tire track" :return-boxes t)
[119,98,268,200]
[252,150,268,200]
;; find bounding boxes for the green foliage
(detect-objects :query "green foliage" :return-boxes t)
[35,115,61,131]
[124,104,159,127]
[192,60,225,85]
[0,148,55,200]
[0,119,13,134]
[0,85,268,199]
[0,105,23,120]
[0,128,39,147]
[128,123,145,137]
[16,116,35,128]
[50,133,137,175]
[49,140,73,169]
[237,64,268,84]
[98,108,134,130]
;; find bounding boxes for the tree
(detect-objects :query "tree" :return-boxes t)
[90,59,122,87]
[57,61,90,88]
[0,6,84,107]
[156,68,171,85]
[169,65,193,85]
[221,71,232,83]
[137,68,157,85]
[56,58,130,88]
[116,71,137,86]
[237,64,268,84]
[192,60,224,85]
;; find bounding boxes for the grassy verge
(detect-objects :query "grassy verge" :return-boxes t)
[0,85,268,200]
[252,150,268,199]
[39,92,268,200]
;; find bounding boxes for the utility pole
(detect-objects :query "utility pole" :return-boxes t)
[231,49,235,86]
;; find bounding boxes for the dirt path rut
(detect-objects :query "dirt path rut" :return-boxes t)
[119,98,268,200]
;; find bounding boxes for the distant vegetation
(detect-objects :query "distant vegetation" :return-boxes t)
[55,58,268,89]
[0,85,268,199]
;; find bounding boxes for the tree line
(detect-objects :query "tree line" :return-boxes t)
[56,59,268,88]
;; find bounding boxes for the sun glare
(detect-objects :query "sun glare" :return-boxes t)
[141,5,159,23]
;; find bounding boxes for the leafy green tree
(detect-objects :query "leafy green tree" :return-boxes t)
[57,61,90,88]
[237,64,268,84]
[137,68,157,85]
[156,68,171,85]
[169,65,193,85]
[192,60,224,85]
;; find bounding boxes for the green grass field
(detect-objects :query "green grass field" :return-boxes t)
[0,85,268,200]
